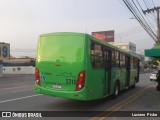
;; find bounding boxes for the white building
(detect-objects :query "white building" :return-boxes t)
[109,42,136,53]
[3,66,35,74]
[2,57,35,75]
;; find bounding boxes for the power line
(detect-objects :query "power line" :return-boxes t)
[143,0,149,9]
[118,0,132,15]
[152,0,155,7]
[122,0,159,42]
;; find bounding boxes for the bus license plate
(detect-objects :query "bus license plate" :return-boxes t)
[53,84,61,88]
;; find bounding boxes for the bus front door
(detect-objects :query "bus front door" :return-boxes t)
[103,49,112,96]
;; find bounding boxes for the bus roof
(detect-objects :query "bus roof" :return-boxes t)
[39,32,140,59]
[40,32,85,37]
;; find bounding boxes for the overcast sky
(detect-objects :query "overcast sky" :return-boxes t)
[0,0,156,57]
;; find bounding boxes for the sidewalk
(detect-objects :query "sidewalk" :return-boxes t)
[140,69,155,74]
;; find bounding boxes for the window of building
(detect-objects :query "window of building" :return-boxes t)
[129,46,132,50]
[17,67,21,71]
[13,68,16,71]
[122,46,126,49]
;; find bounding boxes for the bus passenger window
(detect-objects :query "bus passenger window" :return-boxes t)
[112,51,120,68]
[112,51,115,68]
[120,53,125,68]
[130,57,135,69]
[91,42,104,69]
[134,58,137,69]
[115,51,120,68]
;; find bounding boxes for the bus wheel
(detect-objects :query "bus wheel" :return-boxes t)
[113,82,119,98]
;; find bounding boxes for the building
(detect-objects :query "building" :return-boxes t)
[3,66,35,74]
[109,42,136,53]
[3,57,35,74]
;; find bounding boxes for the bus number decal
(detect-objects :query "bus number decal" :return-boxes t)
[66,79,76,85]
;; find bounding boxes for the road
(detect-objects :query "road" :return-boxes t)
[0,73,160,120]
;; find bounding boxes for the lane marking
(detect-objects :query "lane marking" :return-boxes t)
[11,88,33,93]
[91,83,156,120]
[0,88,33,95]
[0,94,42,104]
[0,85,34,91]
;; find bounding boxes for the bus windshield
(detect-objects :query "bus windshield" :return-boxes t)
[38,35,84,62]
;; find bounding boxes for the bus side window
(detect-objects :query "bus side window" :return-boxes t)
[112,51,116,68]
[115,51,120,68]
[130,57,135,69]
[120,53,125,68]
[134,58,137,69]
[112,51,120,68]
[91,42,104,69]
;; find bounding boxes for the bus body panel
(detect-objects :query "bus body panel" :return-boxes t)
[86,69,105,100]
[37,62,84,91]
[111,69,126,91]
[130,69,137,85]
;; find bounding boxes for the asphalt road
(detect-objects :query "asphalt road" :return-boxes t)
[0,73,159,120]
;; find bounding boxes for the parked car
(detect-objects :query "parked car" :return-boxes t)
[150,71,158,81]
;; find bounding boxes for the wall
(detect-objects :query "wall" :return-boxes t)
[3,66,35,74]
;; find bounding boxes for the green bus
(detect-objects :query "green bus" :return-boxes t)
[34,32,140,100]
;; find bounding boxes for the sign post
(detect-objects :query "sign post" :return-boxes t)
[0,43,10,77]
[0,43,10,61]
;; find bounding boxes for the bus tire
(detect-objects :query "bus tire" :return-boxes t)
[112,81,119,98]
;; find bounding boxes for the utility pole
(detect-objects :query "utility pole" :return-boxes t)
[143,7,160,43]
[157,8,160,42]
